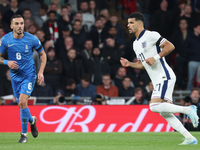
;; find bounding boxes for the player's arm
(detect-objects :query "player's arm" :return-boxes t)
[158,40,175,58]
[0,53,18,69]
[120,57,145,70]
[37,50,47,85]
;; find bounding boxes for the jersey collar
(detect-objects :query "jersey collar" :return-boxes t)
[137,29,146,41]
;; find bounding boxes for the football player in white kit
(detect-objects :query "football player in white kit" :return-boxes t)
[120,12,199,145]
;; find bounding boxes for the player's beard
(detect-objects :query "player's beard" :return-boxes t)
[15,28,23,35]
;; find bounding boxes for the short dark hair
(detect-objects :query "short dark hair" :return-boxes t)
[128,12,145,25]
[40,4,48,12]
[81,74,91,82]
[48,10,56,16]
[23,8,31,13]
[10,14,23,23]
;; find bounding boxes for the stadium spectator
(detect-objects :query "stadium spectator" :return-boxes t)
[36,29,47,48]
[64,78,77,97]
[84,47,110,86]
[22,8,32,20]
[89,0,99,19]
[181,88,200,131]
[0,11,9,33]
[27,23,39,36]
[102,38,124,78]
[76,74,96,97]
[44,47,63,93]
[127,58,149,90]
[55,25,70,54]
[70,19,87,52]
[90,18,108,48]
[32,81,53,104]
[18,0,40,17]
[171,18,190,90]
[42,10,60,45]
[0,0,10,15]
[24,18,33,32]
[79,1,95,32]
[2,0,22,26]
[33,4,49,28]
[179,4,198,31]
[137,0,151,29]
[108,26,125,50]
[143,81,154,101]
[58,6,72,30]
[112,67,132,90]
[0,68,13,97]
[66,3,76,23]
[118,76,134,96]
[97,74,118,97]
[0,26,5,40]
[52,89,65,105]
[49,3,60,19]
[183,23,200,91]
[130,87,149,105]
[150,0,174,39]
[108,14,125,42]
[61,48,84,84]
[80,39,93,61]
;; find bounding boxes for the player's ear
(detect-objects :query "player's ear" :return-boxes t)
[10,24,13,30]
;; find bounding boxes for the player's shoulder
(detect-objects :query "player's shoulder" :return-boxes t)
[1,32,13,39]
[24,32,36,38]
[145,30,161,37]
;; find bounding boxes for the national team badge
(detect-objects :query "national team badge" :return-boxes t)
[25,44,29,52]
[142,41,146,48]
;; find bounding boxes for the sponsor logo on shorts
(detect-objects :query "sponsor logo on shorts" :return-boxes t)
[26,90,31,93]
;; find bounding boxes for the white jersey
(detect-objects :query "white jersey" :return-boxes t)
[133,30,176,85]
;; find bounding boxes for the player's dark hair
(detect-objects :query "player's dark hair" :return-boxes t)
[10,14,23,23]
[128,12,145,25]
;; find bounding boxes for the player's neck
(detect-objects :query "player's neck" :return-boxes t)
[13,32,24,39]
[135,28,144,39]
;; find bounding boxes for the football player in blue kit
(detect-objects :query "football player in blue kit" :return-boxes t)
[0,14,47,143]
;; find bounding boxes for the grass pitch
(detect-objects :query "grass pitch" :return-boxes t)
[0,132,199,150]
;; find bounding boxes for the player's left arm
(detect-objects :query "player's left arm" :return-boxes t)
[37,50,47,85]
[146,40,175,66]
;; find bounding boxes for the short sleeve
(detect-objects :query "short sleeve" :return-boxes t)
[0,36,7,54]
[150,31,166,46]
[32,35,44,53]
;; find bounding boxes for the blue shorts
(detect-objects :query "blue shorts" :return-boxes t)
[11,75,37,103]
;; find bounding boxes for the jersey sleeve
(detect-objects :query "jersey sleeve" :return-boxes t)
[150,31,166,46]
[32,35,44,53]
[0,36,8,54]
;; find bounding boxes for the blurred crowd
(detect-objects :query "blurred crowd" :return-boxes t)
[0,0,200,110]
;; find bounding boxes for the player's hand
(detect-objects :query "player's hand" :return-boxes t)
[145,57,156,66]
[37,72,44,85]
[7,61,18,70]
[120,57,129,67]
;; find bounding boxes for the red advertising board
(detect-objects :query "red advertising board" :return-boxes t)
[0,105,174,132]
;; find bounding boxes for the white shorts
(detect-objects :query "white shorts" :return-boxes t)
[151,78,176,103]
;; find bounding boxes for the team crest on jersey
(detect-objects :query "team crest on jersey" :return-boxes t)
[25,44,29,52]
[142,41,146,48]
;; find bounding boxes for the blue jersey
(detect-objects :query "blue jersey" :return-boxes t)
[0,32,43,81]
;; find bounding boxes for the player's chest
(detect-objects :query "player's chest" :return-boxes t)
[133,40,152,54]
[7,40,33,54]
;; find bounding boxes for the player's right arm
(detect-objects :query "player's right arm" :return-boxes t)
[0,37,19,69]
[120,57,145,70]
